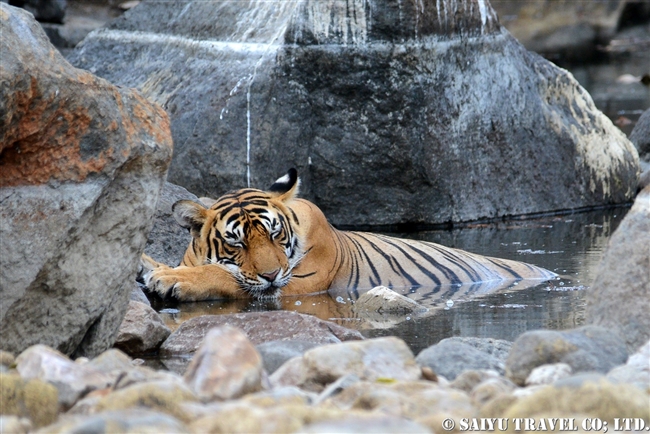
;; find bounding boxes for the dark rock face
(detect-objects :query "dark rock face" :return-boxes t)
[68,0,638,227]
[143,182,198,267]
[586,186,650,353]
[0,4,173,357]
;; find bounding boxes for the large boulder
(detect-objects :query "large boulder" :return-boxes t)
[67,0,639,227]
[0,4,173,357]
[586,185,650,353]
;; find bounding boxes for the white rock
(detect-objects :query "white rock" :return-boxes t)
[525,363,573,386]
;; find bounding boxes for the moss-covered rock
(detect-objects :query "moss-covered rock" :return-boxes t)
[503,376,650,424]
[96,380,198,423]
[0,373,58,428]
[0,351,15,369]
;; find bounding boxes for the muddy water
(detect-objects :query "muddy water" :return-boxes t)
[156,207,628,352]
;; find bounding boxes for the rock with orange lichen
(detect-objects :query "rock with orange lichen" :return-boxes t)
[0,4,173,358]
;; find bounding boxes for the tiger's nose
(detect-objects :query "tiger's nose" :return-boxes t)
[260,269,280,282]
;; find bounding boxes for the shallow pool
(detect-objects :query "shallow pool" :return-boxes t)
[155,206,628,353]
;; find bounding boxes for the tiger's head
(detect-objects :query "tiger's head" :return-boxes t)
[172,169,304,298]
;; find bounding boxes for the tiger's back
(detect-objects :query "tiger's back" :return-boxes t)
[328,230,555,295]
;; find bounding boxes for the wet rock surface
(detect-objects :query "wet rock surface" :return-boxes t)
[67,0,638,227]
[586,186,650,353]
[0,3,172,358]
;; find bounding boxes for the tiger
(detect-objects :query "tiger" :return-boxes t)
[140,169,556,301]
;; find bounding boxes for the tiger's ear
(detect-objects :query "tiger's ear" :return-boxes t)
[268,168,300,202]
[172,200,208,237]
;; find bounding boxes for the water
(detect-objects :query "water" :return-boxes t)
[156,207,628,353]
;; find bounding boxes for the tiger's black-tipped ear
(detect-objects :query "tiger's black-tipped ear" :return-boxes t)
[172,200,208,237]
[268,168,300,201]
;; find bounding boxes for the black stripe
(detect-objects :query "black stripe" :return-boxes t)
[293,271,317,279]
[353,233,404,276]
[344,233,387,289]
[486,258,523,279]
[368,234,444,286]
[374,234,468,284]
[206,225,214,262]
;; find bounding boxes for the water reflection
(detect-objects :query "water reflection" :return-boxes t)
[155,207,628,351]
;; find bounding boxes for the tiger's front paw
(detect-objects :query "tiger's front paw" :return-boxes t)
[141,266,194,300]
[138,254,188,300]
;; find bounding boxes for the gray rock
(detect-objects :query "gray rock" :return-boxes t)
[159,311,363,357]
[130,283,150,306]
[183,326,265,402]
[586,186,650,353]
[256,340,321,374]
[114,301,171,356]
[505,325,628,386]
[301,337,421,388]
[67,0,638,227]
[630,108,650,162]
[0,4,172,358]
[143,182,198,267]
[416,339,508,380]
[15,345,112,411]
[442,337,513,362]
